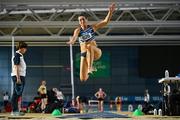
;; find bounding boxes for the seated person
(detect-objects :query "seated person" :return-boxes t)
[64,99,80,113]
[52,88,64,103]
[45,88,64,113]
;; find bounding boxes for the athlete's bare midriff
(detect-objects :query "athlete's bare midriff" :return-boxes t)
[80,40,97,52]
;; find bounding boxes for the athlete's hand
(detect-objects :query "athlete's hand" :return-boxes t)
[66,40,75,45]
[109,3,116,13]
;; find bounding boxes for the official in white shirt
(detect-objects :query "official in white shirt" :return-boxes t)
[11,41,28,116]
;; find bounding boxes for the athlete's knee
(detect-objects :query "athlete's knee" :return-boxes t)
[94,50,102,61]
[97,49,102,56]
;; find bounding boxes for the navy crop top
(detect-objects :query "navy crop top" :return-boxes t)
[78,25,95,43]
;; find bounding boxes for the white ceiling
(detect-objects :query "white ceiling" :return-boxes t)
[0,0,180,46]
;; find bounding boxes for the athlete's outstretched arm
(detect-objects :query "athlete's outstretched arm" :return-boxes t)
[93,3,115,31]
[66,28,80,45]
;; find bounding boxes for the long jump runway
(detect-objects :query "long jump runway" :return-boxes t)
[1,112,180,120]
[0,112,129,120]
[58,112,129,119]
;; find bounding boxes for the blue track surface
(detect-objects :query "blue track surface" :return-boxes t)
[58,112,129,119]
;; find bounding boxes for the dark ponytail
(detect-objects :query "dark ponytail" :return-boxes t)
[16,41,28,50]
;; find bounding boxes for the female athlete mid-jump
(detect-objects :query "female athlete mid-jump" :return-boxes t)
[67,3,115,81]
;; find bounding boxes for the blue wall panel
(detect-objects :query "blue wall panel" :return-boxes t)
[0,46,162,102]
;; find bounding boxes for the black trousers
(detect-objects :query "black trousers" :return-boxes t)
[163,95,170,115]
[11,76,25,112]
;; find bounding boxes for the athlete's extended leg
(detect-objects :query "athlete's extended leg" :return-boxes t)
[86,45,102,73]
[86,45,95,73]
[80,52,89,81]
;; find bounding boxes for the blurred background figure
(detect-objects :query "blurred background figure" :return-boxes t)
[115,96,122,112]
[38,80,47,113]
[3,91,10,112]
[144,89,150,107]
[76,96,83,113]
[52,88,64,103]
[109,99,114,111]
[64,99,80,113]
[3,92,9,108]
[95,88,106,112]
[163,83,171,115]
